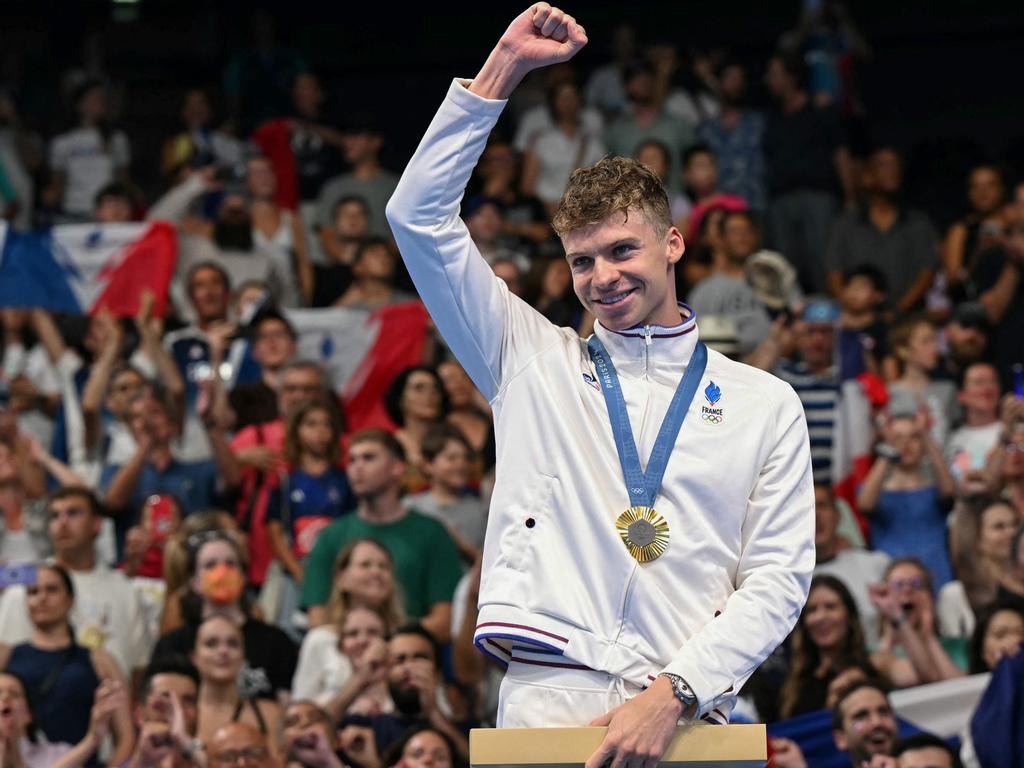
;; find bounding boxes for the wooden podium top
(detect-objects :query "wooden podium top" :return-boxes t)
[470,725,766,768]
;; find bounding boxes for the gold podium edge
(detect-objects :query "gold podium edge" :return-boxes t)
[470,725,766,767]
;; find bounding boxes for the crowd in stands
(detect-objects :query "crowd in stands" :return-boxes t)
[0,2,1022,766]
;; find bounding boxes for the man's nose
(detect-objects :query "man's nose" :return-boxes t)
[592,257,620,288]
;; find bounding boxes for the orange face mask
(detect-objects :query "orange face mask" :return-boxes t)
[200,563,244,605]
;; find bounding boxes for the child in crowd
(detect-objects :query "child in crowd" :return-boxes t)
[886,315,959,447]
[678,143,748,243]
[404,425,485,560]
[266,399,352,634]
[836,264,889,380]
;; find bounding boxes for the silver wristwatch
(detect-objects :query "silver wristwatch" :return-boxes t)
[659,673,697,711]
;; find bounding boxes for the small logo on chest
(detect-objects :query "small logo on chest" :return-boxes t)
[582,372,601,391]
[701,380,724,424]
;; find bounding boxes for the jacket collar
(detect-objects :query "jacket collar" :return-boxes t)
[591,303,700,377]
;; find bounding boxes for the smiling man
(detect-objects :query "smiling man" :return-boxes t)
[386,3,814,765]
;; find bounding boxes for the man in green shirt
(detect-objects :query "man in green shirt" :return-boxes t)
[300,429,462,642]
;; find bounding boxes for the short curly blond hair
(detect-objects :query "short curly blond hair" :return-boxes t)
[551,155,672,238]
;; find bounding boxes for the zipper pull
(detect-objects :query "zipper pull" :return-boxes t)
[643,325,653,346]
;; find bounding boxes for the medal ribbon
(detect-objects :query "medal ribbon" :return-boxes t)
[587,335,708,508]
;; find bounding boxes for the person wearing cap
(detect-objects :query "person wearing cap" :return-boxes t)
[315,113,398,242]
[941,302,991,382]
[386,6,815,766]
[228,308,298,431]
[770,298,842,485]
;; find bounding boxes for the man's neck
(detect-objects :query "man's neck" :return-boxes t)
[816,539,838,565]
[357,279,393,303]
[358,492,406,525]
[197,316,227,333]
[57,549,96,573]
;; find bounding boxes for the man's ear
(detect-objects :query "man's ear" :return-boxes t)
[666,226,685,266]
[833,728,848,752]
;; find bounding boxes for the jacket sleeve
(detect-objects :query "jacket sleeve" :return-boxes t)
[660,382,816,719]
[385,80,560,401]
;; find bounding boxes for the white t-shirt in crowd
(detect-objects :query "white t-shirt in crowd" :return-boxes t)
[49,127,130,216]
[815,548,891,646]
[946,421,1002,485]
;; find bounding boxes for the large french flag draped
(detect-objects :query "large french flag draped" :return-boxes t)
[0,221,178,318]
[285,301,431,431]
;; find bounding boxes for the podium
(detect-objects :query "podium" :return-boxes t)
[470,725,766,768]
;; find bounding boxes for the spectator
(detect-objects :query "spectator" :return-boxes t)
[0,563,134,765]
[633,139,689,230]
[520,257,588,334]
[222,9,307,135]
[266,398,352,629]
[514,66,603,154]
[974,215,1024,393]
[869,558,965,686]
[470,139,550,254]
[192,614,281,759]
[859,413,956,588]
[603,61,694,194]
[207,721,277,768]
[771,299,841,484]
[814,484,890,645]
[282,700,346,768]
[126,656,202,768]
[1,308,62,451]
[300,429,461,642]
[893,733,959,768]
[520,81,605,218]
[825,147,939,313]
[0,670,125,768]
[248,155,314,307]
[46,80,131,221]
[831,680,898,766]
[946,363,1002,494]
[381,725,463,768]
[0,487,149,679]
[778,575,877,720]
[315,114,397,241]
[762,53,854,293]
[102,386,239,527]
[939,302,991,383]
[836,264,888,380]
[320,538,406,632]
[490,257,523,296]
[886,316,958,448]
[312,196,367,307]
[696,60,766,214]
[334,238,415,310]
[292,605,391,722]
[998,520,1024,610]
[93,181,135,223]
[385,367,450,493]
[365,625,469,760]
[149,174,295,326]
[582,23,637,118]
[288,73,345,205]
[404,425,486,556]
[462,197,529,272]
[686,210,772,356]
[230,360,332,590]
[967,601,1024,674]
[942,164,1008,302]
[152,529,298,701]
[678,144,748,244]
[944,497,1016,635]
[0,435,54,563]
[987,412,1024,519]
[229,309,298,432]
[437,360,492,458]
[160,88,243,183]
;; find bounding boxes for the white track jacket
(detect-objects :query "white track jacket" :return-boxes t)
[386,80,815,723]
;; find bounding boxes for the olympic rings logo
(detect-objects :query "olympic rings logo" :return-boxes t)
[702,413,723,424]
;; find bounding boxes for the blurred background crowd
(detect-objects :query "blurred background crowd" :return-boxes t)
[0,1,1022,767]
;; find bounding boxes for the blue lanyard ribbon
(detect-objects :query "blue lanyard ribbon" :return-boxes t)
[587,335,708,508]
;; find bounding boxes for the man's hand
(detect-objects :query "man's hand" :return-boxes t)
[584,676,684,768]
[471,3,587,100]
[769,738,808,768]
[338,725,380,768]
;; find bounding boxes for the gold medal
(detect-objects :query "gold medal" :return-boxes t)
[616,506,669,562]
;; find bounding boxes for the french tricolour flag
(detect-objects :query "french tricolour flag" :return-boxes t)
[0,221,177,317]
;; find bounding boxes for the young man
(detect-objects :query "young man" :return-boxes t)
[832,681,899,766]
[0,487,150,678]
[128,657,202,767]
[299,429,462,641]
[386,4,815,766]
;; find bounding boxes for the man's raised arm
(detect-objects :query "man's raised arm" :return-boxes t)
[385,4,586,400]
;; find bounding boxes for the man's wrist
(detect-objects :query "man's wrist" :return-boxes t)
[469,46,529,100]
[657,673,697,719]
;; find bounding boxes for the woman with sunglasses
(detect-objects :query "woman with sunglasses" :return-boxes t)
[868,557,966,687]
[151,529,298,702]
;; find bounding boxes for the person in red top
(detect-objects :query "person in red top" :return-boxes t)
[230,360,337,586]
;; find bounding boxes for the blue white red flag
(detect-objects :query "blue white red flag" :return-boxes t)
[0,221,178,318]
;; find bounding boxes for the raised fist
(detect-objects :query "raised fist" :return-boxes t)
[500,3,587,69]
